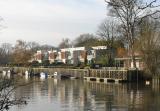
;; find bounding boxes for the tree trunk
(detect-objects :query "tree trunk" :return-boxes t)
[130,46,136,69]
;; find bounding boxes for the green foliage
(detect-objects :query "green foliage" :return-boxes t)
[113,40,125,49]
[31,60,39,67]
[42,60,50,66]
[95,56,108,66]
[107,58,115,67]
[88,59,95,68]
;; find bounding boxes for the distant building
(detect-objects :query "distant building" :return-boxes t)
[30,45,147,70]
[48,50,58,63]
[33,50,51,63]
[87,46,108,64]
[61,47,86,65]
[34,50,43,63]
[32,46,108,65]
[115,51,144,70]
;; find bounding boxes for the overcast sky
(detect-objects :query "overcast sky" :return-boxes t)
[0,0,106,46]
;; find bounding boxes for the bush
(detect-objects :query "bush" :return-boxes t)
[42,60,50,66]
[31,61,39,67]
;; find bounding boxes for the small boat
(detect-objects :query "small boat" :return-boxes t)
[7,70,11,74]
[7,70,11,78]
[2,70,7,76]
[53,72,74,79]
[2,70,11,77]
[34,73,40,77]
[145,80,150,85]
[25,70,30,78]
[40,72,48,78]
[70,76,78,79]
[53,72,61,79]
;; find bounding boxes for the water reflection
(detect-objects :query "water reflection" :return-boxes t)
[9,78,160,111]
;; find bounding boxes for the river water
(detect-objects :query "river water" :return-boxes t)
[9,77,160,111]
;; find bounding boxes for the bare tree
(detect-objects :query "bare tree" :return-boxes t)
[38,44,55,51]
[27,42,39,53]
[58,38,71,49]
[138,18,160,76]
[97,18,121,48]
[97,19,122,66]
[105,0,160,68]
[0,43,12,65]
[74,33,100,47]
[12,40,32,66]
[0,16,11,65]
[0,76,27,111]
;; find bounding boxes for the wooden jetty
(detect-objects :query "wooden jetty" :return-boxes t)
[84,68,128,82]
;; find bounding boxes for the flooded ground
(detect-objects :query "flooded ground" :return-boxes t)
[9,77,160,111]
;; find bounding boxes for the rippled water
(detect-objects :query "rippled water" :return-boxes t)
[9,77,160,111]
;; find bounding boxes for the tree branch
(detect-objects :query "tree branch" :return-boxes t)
[138,0,159,9]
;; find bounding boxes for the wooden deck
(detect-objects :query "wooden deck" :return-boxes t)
[84,69,128,83]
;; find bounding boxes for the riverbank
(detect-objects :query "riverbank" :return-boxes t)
[0,67,144,82]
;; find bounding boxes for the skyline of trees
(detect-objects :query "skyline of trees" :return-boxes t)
[0,0,159,75]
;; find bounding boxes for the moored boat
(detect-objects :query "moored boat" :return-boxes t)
[25,70,30,78]
[40,72,48,78]
[2,70,7,76]
[7,70,11,78]
[53,72,61,79]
